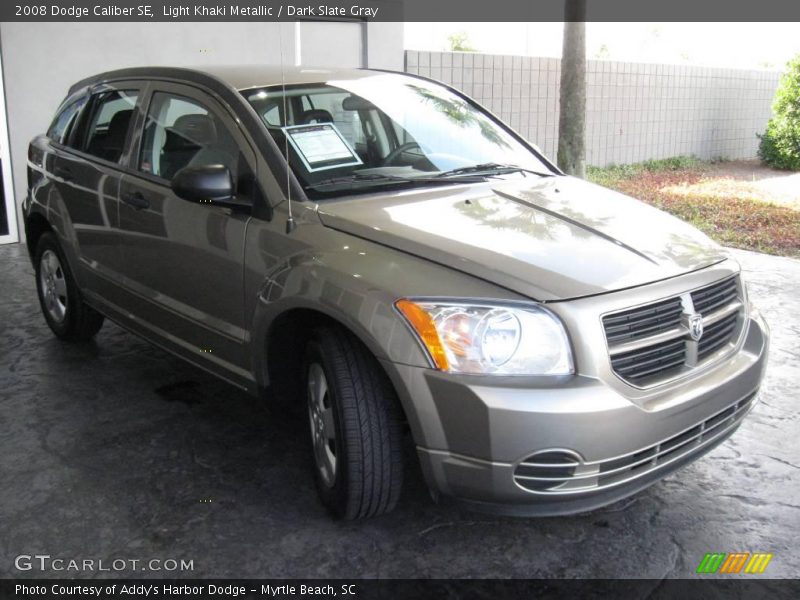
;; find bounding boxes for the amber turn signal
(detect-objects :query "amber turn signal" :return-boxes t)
[395,299,450,371]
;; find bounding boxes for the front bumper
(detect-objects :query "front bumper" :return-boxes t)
[387,310,768,516]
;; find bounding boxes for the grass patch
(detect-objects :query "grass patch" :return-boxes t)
[587,157,800,258]
[587,156,702,187]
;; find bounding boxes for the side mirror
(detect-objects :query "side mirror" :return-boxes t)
[171,164,250,212]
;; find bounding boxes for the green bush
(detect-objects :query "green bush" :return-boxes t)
[758,55,800,171]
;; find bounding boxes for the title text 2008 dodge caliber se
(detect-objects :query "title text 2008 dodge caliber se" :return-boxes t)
[24,66,769,519]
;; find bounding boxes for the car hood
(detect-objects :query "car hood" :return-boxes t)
[316,176,727,301]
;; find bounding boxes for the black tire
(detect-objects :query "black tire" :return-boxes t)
[34,232,104,342]
[303,326,403,519]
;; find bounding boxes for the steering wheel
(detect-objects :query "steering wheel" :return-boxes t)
[381,142,422,166]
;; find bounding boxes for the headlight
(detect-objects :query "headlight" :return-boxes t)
[395,299,574,375]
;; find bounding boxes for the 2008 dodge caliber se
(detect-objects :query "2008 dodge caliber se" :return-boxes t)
[24,66,769,519]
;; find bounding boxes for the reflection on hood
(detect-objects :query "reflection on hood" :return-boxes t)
[317,176,727,301]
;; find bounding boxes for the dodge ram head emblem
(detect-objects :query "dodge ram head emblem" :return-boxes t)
[688,314,704,341]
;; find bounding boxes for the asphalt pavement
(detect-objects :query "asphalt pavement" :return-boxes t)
[1,242,798,579]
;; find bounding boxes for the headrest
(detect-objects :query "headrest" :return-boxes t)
[171,113,217,146]
[342,95,376,111]
[299,109,334,125]
[106,109,133,143]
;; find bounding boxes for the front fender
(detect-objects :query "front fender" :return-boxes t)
[247,217,529,384]
[249,251,433,385]
[247,250,452,450]
[243,214,527,447]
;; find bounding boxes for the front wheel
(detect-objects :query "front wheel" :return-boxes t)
[34,232,104,342]
[304,326,403,519]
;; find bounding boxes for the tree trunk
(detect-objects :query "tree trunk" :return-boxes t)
[557,1,586,178]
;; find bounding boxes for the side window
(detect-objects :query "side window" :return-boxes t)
[47,97,87,145]
[262,102,282,126]
[83,90,138,162]
[139,92,245,185]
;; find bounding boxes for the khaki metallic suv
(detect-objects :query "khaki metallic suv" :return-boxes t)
[24,66,769,519]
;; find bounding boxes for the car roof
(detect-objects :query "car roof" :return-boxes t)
[68,65,389,95]
[201,65,379,90]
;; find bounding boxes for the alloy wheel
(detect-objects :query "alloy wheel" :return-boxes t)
[307,362,337,487]
[39,249,68,323]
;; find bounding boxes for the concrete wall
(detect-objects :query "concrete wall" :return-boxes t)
[0,22,403,241]
[405,50,780,167]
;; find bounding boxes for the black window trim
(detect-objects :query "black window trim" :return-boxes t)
[47,94,89,146]
[47,74,276,220]
[78,87,142,161]
[123,81,265,216]
[47,78,256,185]
[130,87,254,188]
[63,68,307,207]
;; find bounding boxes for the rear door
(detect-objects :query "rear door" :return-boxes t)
[46,83,143,302]
[115,82,258,387]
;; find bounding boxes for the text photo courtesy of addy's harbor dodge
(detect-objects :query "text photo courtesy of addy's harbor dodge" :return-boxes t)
[38,3,381,18]
[15,583,352,597]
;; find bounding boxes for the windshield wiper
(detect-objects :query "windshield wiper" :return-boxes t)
[435,163,556,179]
[306,172,485,191]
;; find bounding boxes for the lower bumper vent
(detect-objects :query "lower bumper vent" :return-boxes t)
[513,393,756,495]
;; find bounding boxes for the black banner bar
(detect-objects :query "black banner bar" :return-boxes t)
[3,579,800,600]
[4,0,800,22]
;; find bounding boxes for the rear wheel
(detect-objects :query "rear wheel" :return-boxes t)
[34,232,104,341]
[304,326,403,519]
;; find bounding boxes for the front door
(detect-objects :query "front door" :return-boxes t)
[116,84,258,388]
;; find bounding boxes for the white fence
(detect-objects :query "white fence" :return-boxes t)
[405,50,780,166]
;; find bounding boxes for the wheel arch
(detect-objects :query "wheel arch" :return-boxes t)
[24,210,53,259]
[260,305,415,431]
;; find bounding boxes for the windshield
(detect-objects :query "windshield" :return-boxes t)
[243,73,554,199]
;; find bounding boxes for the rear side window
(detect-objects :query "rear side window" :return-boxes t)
[82,90,138,163]
[47,97,87,145]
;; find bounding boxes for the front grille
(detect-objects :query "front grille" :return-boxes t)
[691,277,738,314]
[513,393,756,495]
[603,297,684,344]
[610,337,686,384]
[602,275,744,387]
[698,311,739,361]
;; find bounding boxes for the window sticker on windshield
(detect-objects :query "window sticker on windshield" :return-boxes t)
[283,123,362,172]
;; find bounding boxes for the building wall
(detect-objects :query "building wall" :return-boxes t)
[0,21,403,241]
[406,50,780,167]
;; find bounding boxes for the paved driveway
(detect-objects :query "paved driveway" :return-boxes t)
[1,243,798,578]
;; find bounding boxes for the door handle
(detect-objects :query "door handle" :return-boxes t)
[53,166,73,181]
[121,191,150,210]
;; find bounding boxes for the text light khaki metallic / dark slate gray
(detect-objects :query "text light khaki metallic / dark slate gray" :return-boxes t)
[23,65,769,519]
